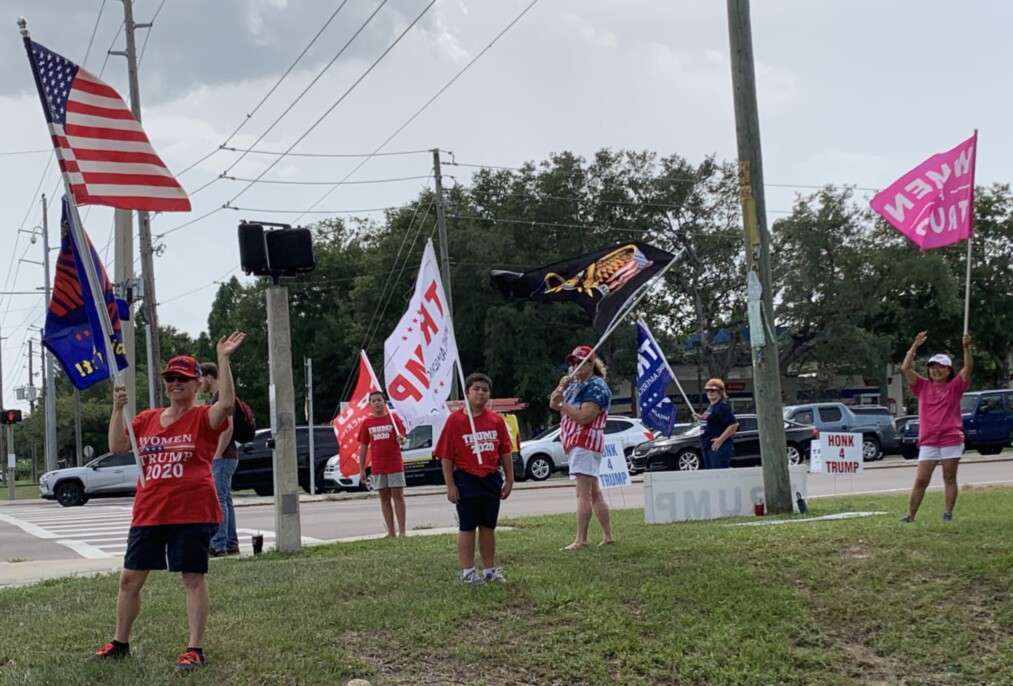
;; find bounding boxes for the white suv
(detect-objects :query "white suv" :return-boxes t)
[518,417,654,481]
[39,452,139,507]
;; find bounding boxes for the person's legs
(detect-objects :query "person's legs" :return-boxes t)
[390,487,406,536]
[701,446,712,470]
[477,526,496,569]
[941,458,961,516]
[906,458,939,520]
[589,479,613,544]
[114,569,150,642]
[377,486,395,537]
[181,573,209,649]
[210,459,231,552]
[458,529,476,569]
[566,475,595,549]
[221,459,239,551]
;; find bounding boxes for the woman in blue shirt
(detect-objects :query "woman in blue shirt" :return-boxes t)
[693,378,739,469]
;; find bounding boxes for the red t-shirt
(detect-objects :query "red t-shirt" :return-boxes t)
[356,414,405,475]
[434,409,511,477]
[911,374,970,447]
[129,404,226,527]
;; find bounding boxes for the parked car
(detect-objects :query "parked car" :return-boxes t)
[961,390,1013,455]
[899,419,919,459]
[517,417,654,481]
[39,452,139,507]
[782,403,886,461]
[849,405,900,453]
[631,415,817,472]
[233,426,338,496]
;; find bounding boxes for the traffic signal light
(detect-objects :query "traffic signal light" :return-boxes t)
[1,409,23,425]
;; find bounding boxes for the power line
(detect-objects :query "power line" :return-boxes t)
[225,205,402,215]
[171,1,353,185]
[225,0,436,209]
[0,149,51,157]
[291,0,542,224]
[136,0,167,66]
[221,174,433,186]
[219,146,433,159]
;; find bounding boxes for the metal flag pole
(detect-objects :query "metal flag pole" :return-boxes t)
[963,129,979,336]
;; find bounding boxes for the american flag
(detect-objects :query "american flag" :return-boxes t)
[27,40,190,212]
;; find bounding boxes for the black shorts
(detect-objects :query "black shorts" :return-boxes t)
[454,470,503,532]
[123,523,218,574]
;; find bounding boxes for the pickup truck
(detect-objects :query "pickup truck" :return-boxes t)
[782,403,889,461]
[961,390,1013,455]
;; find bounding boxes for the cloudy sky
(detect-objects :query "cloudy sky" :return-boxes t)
[0,0,1006,410]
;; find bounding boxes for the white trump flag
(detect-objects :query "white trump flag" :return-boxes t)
[383,239,459,429]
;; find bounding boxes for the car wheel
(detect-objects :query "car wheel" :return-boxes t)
[676,449,702,471]
[253,485,274,497]
[901,446,918,460]
[357,470,375,492]
[55,481,85,507]
[526,454,553,481]
[786,443,804,465]
[862,436,882,462]
[978,445,1003,456]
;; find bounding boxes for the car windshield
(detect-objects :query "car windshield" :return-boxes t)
[960,394,978,413]
[531,424,560,440]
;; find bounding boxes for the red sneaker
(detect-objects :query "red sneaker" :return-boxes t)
[174,650,206,675]
[89,641,130,660]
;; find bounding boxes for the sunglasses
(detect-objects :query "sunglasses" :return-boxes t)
[705,388,720,393]
[163,374,193,383]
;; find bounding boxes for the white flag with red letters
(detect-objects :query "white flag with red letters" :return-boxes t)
[383,240,459,430]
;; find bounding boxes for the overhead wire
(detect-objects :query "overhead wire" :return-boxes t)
[220,174,433,186]
[290,0,542,224]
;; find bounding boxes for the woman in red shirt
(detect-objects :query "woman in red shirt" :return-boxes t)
[900,330,972,523]
[91,332,245,675]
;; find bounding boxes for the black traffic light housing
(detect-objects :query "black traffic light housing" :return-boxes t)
[1,409,23,425]
[238,221,315,284]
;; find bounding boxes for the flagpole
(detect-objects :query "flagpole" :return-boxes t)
[963,129,978,336]
[638,317,695,413]
[20,19,145,485]
[452,359,483,464]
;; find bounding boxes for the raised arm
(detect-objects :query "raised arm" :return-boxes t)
[209,332,245,430]
[960,333,973,384]
[900,331,927,386]
[108,384,131,453]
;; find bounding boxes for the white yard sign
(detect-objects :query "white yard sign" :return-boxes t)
[819,432,863,475]
[597,441,631,490]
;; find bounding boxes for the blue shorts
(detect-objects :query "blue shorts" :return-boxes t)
[124,523,218,574]
[453,470,503,532]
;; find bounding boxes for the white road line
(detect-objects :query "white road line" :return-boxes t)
[0,513,58,538]
[56,539,115,559]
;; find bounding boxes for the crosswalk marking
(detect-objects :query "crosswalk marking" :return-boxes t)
[0,505,312,559]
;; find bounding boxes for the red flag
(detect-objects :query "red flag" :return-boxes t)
[25,38,191,212]
[331,352,381,479]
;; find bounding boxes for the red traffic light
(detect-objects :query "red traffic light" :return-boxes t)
[1,409,23,425]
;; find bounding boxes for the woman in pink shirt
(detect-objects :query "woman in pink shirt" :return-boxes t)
[900,330,972,523]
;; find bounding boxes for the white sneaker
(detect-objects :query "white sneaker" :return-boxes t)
[461,569,485,586]
[484,568,507,584]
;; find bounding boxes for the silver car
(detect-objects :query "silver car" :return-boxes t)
[40,452,139,507]
[517,417,655,481]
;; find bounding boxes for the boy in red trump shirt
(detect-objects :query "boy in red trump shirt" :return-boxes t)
[435,373,514,585]
[357,390,408,537]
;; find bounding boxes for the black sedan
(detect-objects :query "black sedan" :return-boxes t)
[630,414,817,472]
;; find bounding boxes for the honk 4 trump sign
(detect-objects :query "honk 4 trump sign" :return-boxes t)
[814,432,863,475]
[870,133,977,251]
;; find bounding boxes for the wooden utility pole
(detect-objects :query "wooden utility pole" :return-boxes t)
[432,149,458,400]
[267,285,301,552]
[726,0,791,513]
[116,0,162,408]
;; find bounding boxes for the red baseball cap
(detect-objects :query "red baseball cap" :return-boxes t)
[566,345,595,363]
[161,356,202,379]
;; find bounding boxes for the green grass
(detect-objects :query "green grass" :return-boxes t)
[2,489,1013,685]
[7,482,43,501]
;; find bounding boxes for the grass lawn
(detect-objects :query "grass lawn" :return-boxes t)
[2,488,1012,685]
[1,482,42,501]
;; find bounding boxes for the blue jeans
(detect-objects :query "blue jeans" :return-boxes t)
[211,458,238,551]
[702,440,734,469]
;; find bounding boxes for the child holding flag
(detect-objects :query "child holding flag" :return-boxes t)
[357,391,408,538]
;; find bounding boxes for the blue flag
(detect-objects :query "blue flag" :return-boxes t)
[43,197,129,390]
[636,321,676,436]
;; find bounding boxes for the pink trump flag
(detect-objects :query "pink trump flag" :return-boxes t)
[870,133,977,251]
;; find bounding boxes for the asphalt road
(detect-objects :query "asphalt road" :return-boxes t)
[1,456,1011,562]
